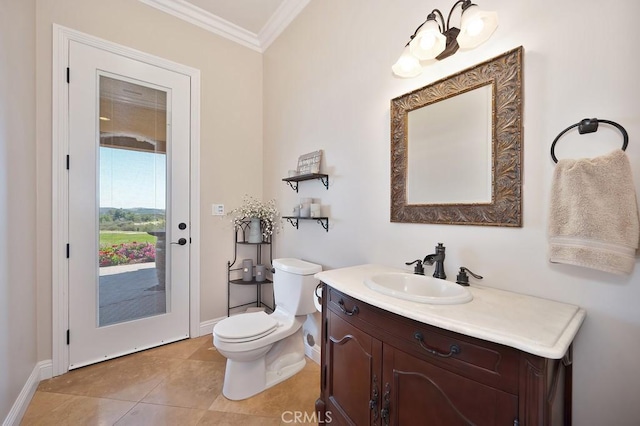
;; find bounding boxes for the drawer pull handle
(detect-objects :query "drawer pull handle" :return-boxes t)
[338,299,359,316]
[414,332,461,358]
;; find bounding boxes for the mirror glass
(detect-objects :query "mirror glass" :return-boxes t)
[407,84,492,204]
[391,47,523,226]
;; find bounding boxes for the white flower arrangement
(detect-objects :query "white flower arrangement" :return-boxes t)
[229,195,280,240]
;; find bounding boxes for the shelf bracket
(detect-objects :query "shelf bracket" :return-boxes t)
[285,217,299,229]
[320,175,329,190]
[283,216,329,232]
[316,218,329,232]
[282,174,328,192]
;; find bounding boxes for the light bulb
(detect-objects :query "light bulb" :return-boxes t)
[420,33,436,50]
[409,19,446,60]
[465,18,484,36]
[392,46,422,78]
[457,5,498,50]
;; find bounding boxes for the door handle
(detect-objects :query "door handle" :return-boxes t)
[171,238,187,245]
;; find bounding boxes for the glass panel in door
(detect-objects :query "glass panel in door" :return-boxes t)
[98,76,168,327]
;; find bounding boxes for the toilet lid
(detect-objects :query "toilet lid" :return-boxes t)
[214,311,279,342]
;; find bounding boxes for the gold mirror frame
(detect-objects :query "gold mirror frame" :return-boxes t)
[390,46,523,226]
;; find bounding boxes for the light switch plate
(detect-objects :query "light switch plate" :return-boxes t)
[212,204,225,216]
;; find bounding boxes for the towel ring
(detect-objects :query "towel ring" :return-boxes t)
[550,118,629,163]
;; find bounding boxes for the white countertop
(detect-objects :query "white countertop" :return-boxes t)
[315,264,585,359]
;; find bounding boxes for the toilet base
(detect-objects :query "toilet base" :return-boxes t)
[265,358,306,390]
[222,355,267,401]
[221,328,307,401]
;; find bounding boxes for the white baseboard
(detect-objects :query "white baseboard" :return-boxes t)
[199,316,226,337]
[2,360,52,426]
[305,344,321,364]
[39,360,53,381]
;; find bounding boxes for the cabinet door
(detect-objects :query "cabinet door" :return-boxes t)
[326,311,382,426]
[383,345,518,426]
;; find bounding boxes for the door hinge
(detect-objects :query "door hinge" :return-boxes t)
[66,67,70,83]
[66,155,70,170]
[66,244,70,258]
[322,365,326,389]
[66,329,70,345]
[324,318,328,343]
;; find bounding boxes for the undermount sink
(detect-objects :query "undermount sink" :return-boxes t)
[363,272,473,305]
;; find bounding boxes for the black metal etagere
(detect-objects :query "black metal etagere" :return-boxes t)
[227,220,274,316]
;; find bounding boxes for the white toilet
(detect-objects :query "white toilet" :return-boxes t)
[213,258,322,400]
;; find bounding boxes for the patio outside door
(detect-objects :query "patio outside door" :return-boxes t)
[67,40,191,369]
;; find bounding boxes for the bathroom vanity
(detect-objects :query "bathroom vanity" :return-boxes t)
[314,265,585,426]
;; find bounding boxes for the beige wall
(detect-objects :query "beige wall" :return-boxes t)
[7,0,638,422]
[264,0,640,424]
[0,0,38,420]
[35,0,264,361]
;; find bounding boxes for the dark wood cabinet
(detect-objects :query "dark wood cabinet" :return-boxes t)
[324,312,381,425]
[316,285,571,426]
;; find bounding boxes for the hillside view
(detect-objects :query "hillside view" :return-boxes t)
[99,207,165,232]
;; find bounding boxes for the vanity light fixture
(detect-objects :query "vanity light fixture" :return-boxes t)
[392,0,498,78]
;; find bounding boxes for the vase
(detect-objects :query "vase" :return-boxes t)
[247,218,262,243]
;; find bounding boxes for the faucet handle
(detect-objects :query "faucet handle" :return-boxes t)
[405,259,424,275]
[456,267,483,286]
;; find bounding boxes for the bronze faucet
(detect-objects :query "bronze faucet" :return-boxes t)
[406,243,447,278]
[423,243,446,279]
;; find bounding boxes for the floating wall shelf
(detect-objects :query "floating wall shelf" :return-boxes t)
[283,216,329,232]
[282,173,329,192]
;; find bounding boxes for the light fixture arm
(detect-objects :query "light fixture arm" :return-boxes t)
[445,0,471,32]
[431,9,446,32]
[405,9,443,46]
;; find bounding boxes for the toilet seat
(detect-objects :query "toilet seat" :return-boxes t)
[214,311,278,343]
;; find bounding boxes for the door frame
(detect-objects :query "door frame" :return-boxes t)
[52,25,201,376]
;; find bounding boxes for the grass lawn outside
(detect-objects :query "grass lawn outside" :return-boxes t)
[99,231,157,246]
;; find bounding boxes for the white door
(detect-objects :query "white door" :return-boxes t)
[67,40,191,369]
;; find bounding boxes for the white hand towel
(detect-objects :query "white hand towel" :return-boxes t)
[548,149,640,274]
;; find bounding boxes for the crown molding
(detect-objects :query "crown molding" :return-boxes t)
[258,0,310,51]
[138,0,309,53]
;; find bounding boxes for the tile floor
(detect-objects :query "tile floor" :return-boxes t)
[21,336,320,425]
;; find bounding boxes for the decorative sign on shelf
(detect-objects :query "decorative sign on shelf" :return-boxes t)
[297,150,322,175]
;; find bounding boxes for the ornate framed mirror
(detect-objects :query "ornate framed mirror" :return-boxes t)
[390,46,523,226]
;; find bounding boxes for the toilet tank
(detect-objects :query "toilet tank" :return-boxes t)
[272,258,322,315]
